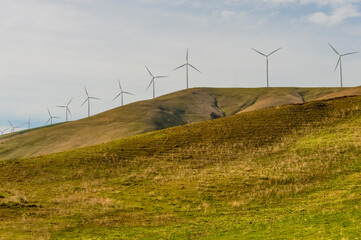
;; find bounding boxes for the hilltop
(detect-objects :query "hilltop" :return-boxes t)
[318,85,361,100]
[0,87,343,160]
[0,94,360,238]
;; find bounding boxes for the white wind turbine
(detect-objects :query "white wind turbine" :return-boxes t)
[252,47,282,88]
[57,98,73,122]
[8,121,21,133]
[328,43,358,88]
[0,128,9,135]
[173,48,201,89]
[113,79,134,106]
[24,117,32,129]
[81,86,101,117]
[45,108,59,125]
[145,66,168,99]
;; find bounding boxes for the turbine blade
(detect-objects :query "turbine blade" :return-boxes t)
[8,121,13,127]
[189,64,201,73]
[342,52,358,56]
[56,106,66,108]
[328,43,340,55]
[90,97,101,100]
[45,118,50,124]
[123,91,134,95]
[186,48,189,62]
[173,64,186,71]
[334,57,341,72]
[67,107,72,116]
[47,108,51,116]
[84,86,89,97]
[268,47,282,56]
[67,97,73,106]
[118,79,122,91]
[154,76,169,78]
[145,65,153,77]
[80,98,88,106]
[146,79,154,91]
[112,93,121,101]
[252,48,266,57]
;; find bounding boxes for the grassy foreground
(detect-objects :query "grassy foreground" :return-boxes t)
[1,96,361,239]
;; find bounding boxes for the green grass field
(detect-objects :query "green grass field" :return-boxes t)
[0,87,345,160]
[1,94,361,239]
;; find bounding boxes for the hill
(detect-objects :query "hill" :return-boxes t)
[318,85,361,100]
[0,87,343,160]
[0,94,361,239]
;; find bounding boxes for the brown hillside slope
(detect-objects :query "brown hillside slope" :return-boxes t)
[318,85,361,100]
[1,95,361,238]
[0,87,343,160]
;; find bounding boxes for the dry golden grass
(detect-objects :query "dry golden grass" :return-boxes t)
[318,85,361,100]
[0,95,361,239]
[0,87,343,161]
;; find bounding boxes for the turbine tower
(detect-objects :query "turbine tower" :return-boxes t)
[46,108,59,125]
[173,48,201,89]
[328,43,358,88]
[145,66,168,99]
[113,79,134,106]
[24,117,32,129]
[57,98,73,122]
[81,86,101,117]
[8,121,20,133]
[252,47,282,88]
[0,128,9,135]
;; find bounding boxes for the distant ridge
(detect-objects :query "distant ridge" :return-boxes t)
[0,87,344,160]
[318,85,361,100]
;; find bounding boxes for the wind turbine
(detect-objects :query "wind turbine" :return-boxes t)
[113,79,134,106]
[45,108,59,125]
[57,98,73,122]
[328,43,358,88]
[252,47,282,88]
[145,66,168,99]
[81,86,101,117]
[173,48,201,89]
[24,117,32,129]
[8,121,21,133]
[0,128,9,135]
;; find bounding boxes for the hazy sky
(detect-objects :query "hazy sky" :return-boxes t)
[1,0,361,130]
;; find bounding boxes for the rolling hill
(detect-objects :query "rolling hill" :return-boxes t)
[0,87,344,160]
[0,94,361,238]
[318,85,361,100]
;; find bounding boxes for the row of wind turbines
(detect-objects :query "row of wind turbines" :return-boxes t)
[1,43,358,135]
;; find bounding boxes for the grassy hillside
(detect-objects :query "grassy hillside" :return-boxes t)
[0,95,361,239]
[0,87,343,160]
[318,85,361,100]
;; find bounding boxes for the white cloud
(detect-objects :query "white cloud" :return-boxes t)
[0,0,361,130]
[308,4,361,25]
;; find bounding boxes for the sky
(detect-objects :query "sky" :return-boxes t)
[1,0,361,131]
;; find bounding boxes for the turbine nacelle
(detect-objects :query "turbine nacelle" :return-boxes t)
[113,79,135,106]
[173,48,201,89]
[0,128,9,135]
[46,108,59,125]
[81,86,101,117]
[328,42,358,87]
[57,98,73,122]
[252,47,282,88]
[145,65,168,99]
[8,121,21,133]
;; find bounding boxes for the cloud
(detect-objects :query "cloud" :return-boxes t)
[307,4,361,25]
